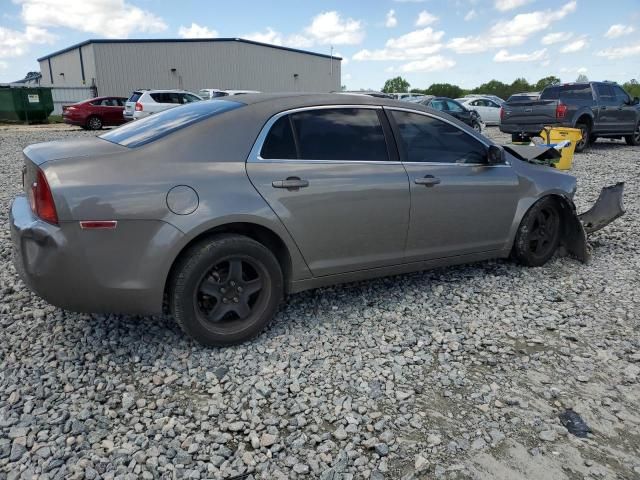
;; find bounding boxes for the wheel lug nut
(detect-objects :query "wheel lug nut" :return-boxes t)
[237,286,243,292]
[222,298,228,304]
[230,281,236,287]
[220,287,226,293]
[233,297,239,303]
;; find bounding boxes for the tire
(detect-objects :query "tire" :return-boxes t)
[624,122,640,146]
[170,234,283,347]
[87,115,103,130]
[513,197,562,267]
[574,122,590,153]
[589,134,598,145]
[472,121,482,133]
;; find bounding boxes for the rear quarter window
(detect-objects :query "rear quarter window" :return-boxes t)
[128,92,142,103]
[100,100,243,148]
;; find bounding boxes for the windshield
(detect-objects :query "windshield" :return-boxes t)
[100,100,243,148]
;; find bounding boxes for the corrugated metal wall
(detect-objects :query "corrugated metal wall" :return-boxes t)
[91,41,341,97]
[39,44,97,88]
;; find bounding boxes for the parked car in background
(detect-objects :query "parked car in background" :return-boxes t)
[506,92,540,102]
[464,94,505,105]
[391,92,423,100]
[457,97,502,125]
[124,89,202,120]
[500,81,640,151]
[62,96,128,130]
[411,96,484,132]
[10,93,623,346]
[199,89,260,99]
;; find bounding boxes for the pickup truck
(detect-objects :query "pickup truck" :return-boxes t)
[499,81,640,152]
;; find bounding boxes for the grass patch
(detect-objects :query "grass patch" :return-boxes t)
[48,115,63,123]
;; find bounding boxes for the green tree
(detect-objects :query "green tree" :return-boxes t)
[534,76,560,91]
[382,76,410,93]
[623,79,640,98]
[576,73,589,82]
[425,83,464,98]
[471,80,510,100]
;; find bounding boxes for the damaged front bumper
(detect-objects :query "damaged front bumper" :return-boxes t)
[566,182,625,263]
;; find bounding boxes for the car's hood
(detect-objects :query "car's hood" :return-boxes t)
[23,137,128,166]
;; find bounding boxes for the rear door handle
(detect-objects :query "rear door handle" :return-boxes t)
[414,175,441,187]
[272,177,309,190]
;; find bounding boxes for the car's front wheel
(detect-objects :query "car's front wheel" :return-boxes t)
[513,197,561,267]
[170,234,283,347]
[624,121,640,146]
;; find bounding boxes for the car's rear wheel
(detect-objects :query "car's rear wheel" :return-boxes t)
[472,120,482,133]
[87,115,103,130]
[574,123,590,153]
[624,122,640,146]
[513,197,561,267]
[170,234,283,347]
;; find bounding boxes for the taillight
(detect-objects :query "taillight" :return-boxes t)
[499,107,505,120]
[556,103,567,119]
[135,102,143,111]
[29,169,58,224]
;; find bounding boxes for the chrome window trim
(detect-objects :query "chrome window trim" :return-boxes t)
[247,104,510,167]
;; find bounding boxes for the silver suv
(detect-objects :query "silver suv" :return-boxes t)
[124,89,202,120]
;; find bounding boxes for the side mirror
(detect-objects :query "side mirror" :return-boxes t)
[487,145,505,165]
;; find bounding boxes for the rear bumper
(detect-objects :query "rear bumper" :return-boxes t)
[499,123,561,135]
[10,195,182,315]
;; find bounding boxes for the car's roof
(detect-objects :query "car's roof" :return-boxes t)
[229,92,429,110]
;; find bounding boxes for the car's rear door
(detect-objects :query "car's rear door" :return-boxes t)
[594,84,618,132]
[386,108,520,261]
[246,106,410,277]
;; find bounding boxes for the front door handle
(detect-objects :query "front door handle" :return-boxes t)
[414,175,441,187]
[272,177,309,190]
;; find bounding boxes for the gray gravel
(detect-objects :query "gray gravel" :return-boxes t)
[1,124,639,479]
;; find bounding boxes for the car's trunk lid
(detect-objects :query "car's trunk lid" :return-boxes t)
[23,137,128,167]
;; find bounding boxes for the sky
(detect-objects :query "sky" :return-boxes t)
[1,0,639,89]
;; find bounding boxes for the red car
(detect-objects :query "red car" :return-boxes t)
[62,96,128,130]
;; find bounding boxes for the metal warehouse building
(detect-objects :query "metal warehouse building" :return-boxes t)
[37,38,342,99]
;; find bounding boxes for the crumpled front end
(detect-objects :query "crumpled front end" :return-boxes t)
[564,182,625,263]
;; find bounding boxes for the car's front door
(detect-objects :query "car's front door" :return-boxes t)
[387,108,521,261]
[484,99,501,124]
[594,84,618,132]
[612,85,637,133]
[246,106,410,277]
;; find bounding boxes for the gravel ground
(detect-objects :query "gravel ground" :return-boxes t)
[0,125,638,480]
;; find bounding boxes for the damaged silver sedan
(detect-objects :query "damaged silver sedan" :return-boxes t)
[9,94,624,346]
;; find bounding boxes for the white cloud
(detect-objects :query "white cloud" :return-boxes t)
[605,24,635,39]
[464,10,477,21]
[448,1,577,53]
[399,55,455,72]
[494,0,531,11]
[560,36,588,53]
[178,23,218,39]
[243,27,283,44]
[305,11,364,45]
[596,43,640,59]
[353,27,444,61]
[493,48,547,62]
[577,67,588,74]
[334,52,348,65]
[0,25,55,58]
[16,0,167,38]
[385,10,397,28]
[560,66,588,74]
[416,10,438,26]
[541,31,572,45]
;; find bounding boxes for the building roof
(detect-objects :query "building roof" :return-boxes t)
[37,38,343,62]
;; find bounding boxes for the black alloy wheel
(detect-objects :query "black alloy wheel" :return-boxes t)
[195,257,266,324]
[170,234,283,347]
[513,197,562,267]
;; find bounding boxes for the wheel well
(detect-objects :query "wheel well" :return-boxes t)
[163,223,292,310]
[576,115,592,129]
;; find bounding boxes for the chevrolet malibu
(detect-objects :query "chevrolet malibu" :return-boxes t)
[10,94,624,346]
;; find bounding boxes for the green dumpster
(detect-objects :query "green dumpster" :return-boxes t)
[0,86,54,123]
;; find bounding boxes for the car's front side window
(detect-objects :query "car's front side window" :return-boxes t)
[289,108,388,161]
[391,110,488,164]
[613,86,630,104]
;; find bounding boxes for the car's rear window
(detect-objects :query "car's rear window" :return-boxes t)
[541,84,593,101]
[128,92,142,103]
[100,100,243,148]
